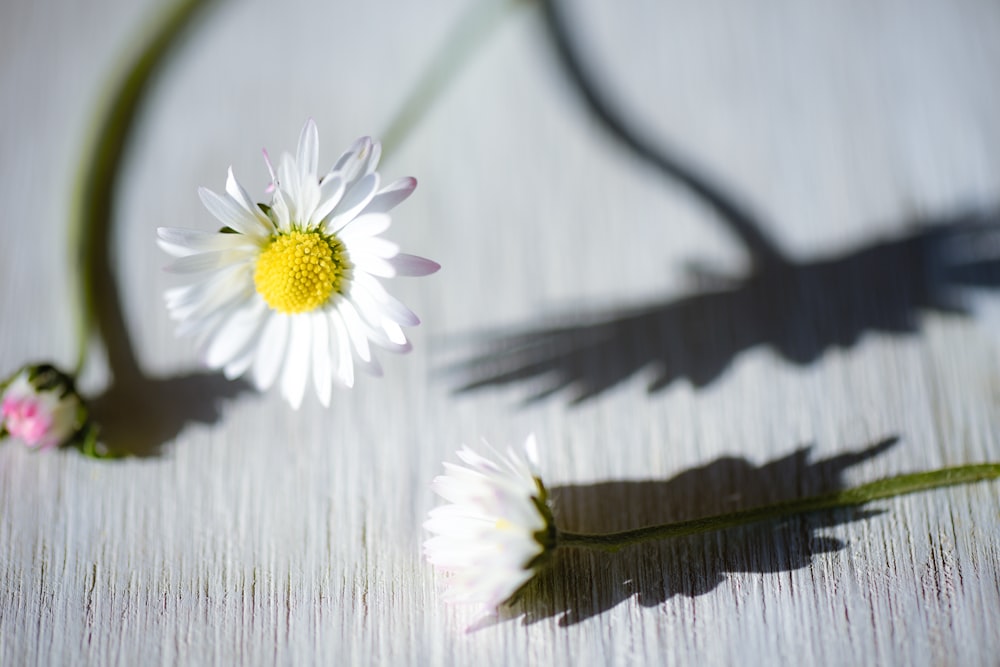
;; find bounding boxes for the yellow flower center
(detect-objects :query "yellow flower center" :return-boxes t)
[253,230,350,314]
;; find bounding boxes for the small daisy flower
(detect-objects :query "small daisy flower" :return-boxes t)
[158,120,439,408]
[1,365,87,450]
[423,435,557,617]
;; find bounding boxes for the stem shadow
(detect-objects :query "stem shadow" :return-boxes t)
[481,435,897,628]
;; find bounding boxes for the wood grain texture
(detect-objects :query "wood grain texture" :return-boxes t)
[2,0,999,664]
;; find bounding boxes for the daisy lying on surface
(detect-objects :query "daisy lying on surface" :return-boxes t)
[423,435,1000,625]
[158,120,439,409]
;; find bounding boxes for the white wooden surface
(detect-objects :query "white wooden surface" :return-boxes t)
[2,0,1000,664]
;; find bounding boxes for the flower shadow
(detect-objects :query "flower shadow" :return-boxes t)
[482,436,897,628]
[446,210,1000,405]
[444,1,1000,404]
[88,373,252,458]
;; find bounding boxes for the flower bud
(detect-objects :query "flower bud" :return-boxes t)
[1,364,87,451]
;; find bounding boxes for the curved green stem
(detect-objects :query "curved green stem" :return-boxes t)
[558,463,1000,553]
[379,0,528,161]
[70,0,212,377]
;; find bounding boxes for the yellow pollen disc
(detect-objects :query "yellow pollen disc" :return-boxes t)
[254,230,350,314]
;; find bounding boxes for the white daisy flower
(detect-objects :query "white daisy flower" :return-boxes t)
[158,120,439,408]
[423,435,557,617]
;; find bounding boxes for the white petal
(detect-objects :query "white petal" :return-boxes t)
[363,141,382,176]
[204,300,268,368]
[297,119,319,182]
[298,179,321,226]
[156,227,256,257]
[351,252,396,278]
[165,250,235,274]
[348,236,399,260]
[337,300,371,362]
[198,187,271,238]
[311,312,332,407]
[280,315,312,410]
[338,213,391,241]
[164,262,248,314]
[270,185,292,231]
[326,172,380,233]
[225,168,274,229]
[329,311,355,388]
[331,137,372,182]
[224,339,258,380]
[309,175,345,227]
[381,320,408,346]
[185,296,245,344]
[278,153,302,219]
[349,286,415,332]
[523,434,540,467]
[252,313,288,391]
[353,273,420,326]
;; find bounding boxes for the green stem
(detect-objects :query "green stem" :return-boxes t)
[70,0,211,377]
[558,463,1000,553]
[379,0,528,160]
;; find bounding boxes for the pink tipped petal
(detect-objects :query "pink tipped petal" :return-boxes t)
[390,253,440,276]
[363,177,417,215]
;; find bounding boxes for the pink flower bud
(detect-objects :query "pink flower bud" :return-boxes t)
[1,366,84,450]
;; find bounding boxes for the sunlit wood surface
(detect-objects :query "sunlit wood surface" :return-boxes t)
[2,0,999,664]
